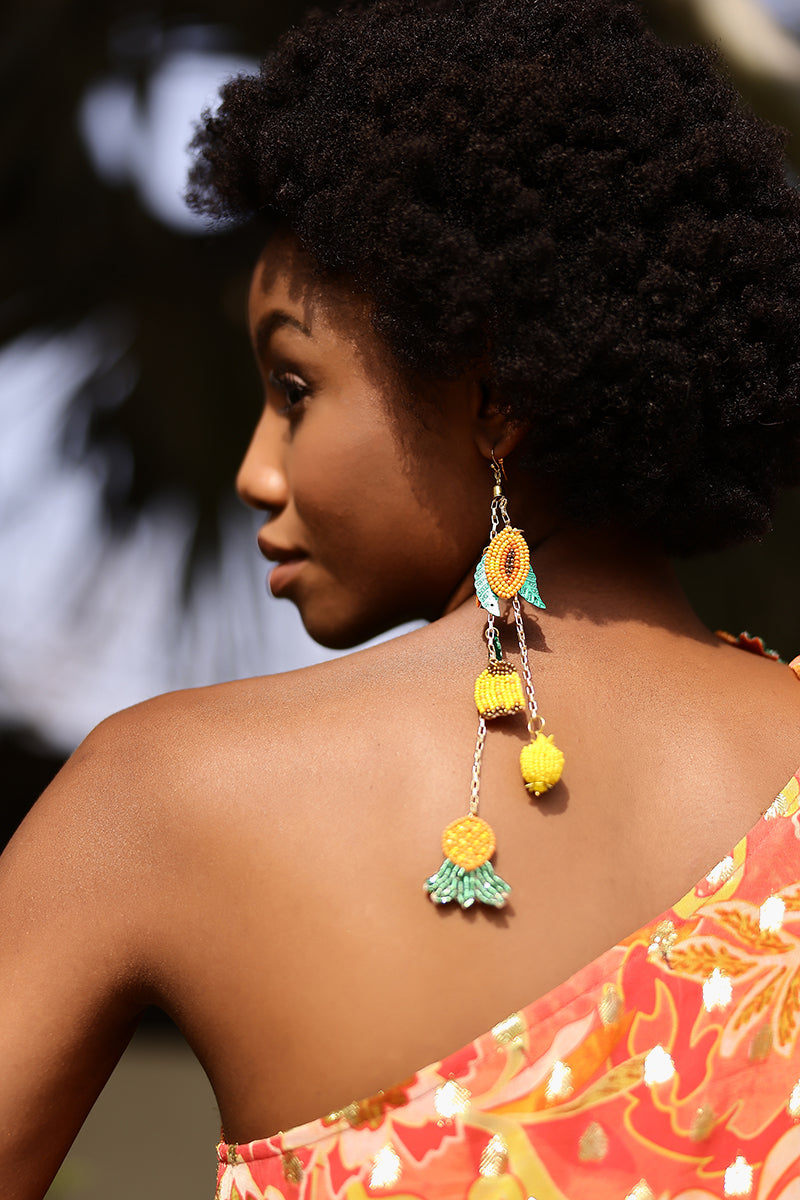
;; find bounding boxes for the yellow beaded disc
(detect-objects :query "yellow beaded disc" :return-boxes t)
[442,815,496,871]
[520,734,565,795]
[484,529,530,598]
[474,661,526,718]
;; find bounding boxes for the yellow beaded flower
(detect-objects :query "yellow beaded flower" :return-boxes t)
[520,734,565,795]
[474,661,525,718]
[425,816,511,908]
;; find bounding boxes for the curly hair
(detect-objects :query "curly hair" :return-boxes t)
[188,0,800,554]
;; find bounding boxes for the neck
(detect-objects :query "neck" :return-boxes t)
[442,522,711,647]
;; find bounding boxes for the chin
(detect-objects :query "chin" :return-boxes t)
[299,599,414,652]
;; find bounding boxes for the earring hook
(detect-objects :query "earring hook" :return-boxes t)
[490,450,506,496]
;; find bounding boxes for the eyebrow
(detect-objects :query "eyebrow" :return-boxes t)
[254,310,313,358]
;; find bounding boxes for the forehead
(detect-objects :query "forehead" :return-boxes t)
[247,233,407,399]
[248,234,370,343]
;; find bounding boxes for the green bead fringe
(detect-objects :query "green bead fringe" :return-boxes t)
[425,858,511,909]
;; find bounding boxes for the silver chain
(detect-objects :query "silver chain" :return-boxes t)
[490,495,508,536]
[468,716,487,816]
[484,613,497,661]
[469,479,539,821]
[512,595,540,735]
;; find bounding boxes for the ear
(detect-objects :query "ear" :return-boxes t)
[473,381,528,462]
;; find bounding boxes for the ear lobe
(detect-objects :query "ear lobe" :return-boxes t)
[475,381,528,461]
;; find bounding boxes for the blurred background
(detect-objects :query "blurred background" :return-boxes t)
[1,0,799,1196]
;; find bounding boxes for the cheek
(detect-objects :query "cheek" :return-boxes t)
[310,454,481,608]
[287,399,488,621]
[289,420,377,545]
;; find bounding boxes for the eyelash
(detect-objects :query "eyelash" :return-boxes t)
[268,370,310,418]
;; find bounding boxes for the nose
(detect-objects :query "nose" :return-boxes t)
[236,409,289,513]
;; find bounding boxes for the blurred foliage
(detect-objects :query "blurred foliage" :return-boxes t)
[0,0,329,570]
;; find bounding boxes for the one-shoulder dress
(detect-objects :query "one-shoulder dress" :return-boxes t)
[216,639,800,1200]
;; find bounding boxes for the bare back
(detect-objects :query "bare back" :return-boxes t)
[174,609,800,1140]
[2,566,799,1198]
[65,600,800,1134]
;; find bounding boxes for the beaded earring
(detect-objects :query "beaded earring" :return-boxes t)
[424,457,565,909]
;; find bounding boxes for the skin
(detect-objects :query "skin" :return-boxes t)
[1,234,800,1198]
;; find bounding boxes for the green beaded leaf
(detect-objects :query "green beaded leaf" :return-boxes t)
[425,859,511,909]
[474,557,501,616]
[519,565,546,609]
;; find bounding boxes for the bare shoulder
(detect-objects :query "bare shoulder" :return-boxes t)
[40,620,447,863]
[103,620,436,767]
[0,642,428,1029]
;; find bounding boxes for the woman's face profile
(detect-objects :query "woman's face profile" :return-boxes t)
[239,234,491,649]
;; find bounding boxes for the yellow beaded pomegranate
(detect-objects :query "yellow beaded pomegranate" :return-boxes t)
[442,815,496,871]
[483,528,530,598]
[474,661,525,717]
[520,734,565,795]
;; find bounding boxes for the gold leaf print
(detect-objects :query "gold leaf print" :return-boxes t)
[325,1082,412,1129]
[690,1104,717,1142]
[579,1121,609,1162]
[668,943,752,980]
[750,1024,774,1061]
[557,1056,648,1114]
[282,1153,304,1185]
[716,908,792,953]
[733,976,779,1031]
[778,967,800,1047]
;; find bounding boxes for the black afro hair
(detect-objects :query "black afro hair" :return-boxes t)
[188,0,800,554]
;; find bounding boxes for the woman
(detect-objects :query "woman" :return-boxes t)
[3,0,800,1196]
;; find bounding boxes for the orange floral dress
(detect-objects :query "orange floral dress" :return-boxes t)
[217,643,800,1200]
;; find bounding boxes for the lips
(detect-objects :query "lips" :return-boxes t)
[257,536,309,597]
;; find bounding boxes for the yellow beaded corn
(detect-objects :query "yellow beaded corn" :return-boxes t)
[474,660,525,718]
[520,734,565,796]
